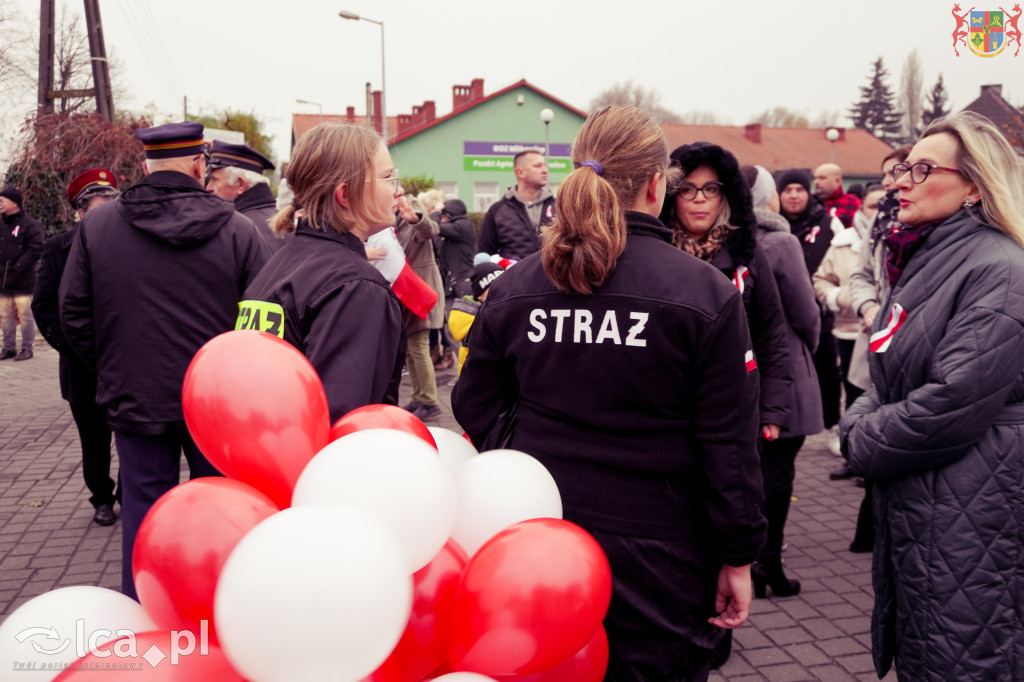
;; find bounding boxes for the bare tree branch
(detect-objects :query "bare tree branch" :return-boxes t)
[589,80,683,123]
[899,49,925,143]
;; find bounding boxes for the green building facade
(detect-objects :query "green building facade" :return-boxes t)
[388,80,587,213]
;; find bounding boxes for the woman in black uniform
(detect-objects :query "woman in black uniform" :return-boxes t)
[239,123,405,422]
[452,106,767,682]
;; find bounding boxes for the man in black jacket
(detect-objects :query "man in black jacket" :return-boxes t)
[0,186,45,361]
[59,121,269,599]
[33,169,121,526]
[477,150,555,259]
[205,140,285,252]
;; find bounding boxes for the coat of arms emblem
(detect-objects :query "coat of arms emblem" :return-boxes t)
[953,4,1022,56]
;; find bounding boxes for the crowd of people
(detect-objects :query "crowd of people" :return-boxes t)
[3,105,1023,682]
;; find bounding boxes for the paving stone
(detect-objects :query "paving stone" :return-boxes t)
[767,626,818,646]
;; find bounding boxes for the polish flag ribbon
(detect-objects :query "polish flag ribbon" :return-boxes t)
[745,349,757,372]
[732,266,749,294]
[869,303,907,353]
[804,225,820,243]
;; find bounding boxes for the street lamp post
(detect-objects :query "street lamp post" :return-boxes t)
[339,10,387,144]
[826,127,840,164]
[296,98,323,124]
[540,108,554,159]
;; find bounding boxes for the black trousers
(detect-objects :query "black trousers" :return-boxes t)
[814,332,841,428]
[759,436,805,559]
[115,431,221,601]
[836,338,865,410]
[68,401,117,508]
[589,529,717,682]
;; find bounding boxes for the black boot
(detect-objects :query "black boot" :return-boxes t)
[751,557,801,598]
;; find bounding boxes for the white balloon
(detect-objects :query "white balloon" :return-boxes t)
[428,426,479,473]
[450,449,562,556]
[214,505,412,682]
[0,586,157,681]
[292,428,458,572]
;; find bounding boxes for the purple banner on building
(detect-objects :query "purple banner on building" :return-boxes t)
[464,141,572,157]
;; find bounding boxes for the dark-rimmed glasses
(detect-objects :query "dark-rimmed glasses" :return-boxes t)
[677,181,724,201]
[891,162,962,185]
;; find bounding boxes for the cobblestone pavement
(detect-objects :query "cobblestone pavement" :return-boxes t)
[0,341,895,680]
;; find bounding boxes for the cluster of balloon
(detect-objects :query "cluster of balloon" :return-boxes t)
[0,331,614,682]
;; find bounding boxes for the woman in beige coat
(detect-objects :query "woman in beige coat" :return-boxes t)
[813,184,885,411]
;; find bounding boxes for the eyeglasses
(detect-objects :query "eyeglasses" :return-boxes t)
[380,169,400,194]
[677,181,724,201]
[891,162,962,185]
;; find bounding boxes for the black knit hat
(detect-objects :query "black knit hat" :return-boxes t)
[0,187,23,208]
[776,169,812,194]
[469,262,504,299]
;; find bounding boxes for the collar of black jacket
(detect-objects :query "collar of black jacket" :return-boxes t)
[235,183,277,213]
[137,170,205,192]
[625,210,673,244]
[294,217,366,255]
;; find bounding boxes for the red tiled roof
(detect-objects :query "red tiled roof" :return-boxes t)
[389,79,588,145]
[291,113,401,147]
[659,124,894,176]
[962,86,1024,148]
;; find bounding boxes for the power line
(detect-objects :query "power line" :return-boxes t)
[112,0,180,105]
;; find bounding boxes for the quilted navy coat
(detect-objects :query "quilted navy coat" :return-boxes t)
[841,209,1024,681]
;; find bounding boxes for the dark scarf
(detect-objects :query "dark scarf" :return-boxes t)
[3,212,20,227]
[870,190,902,246]
[885,219,941,285]
[674,223,730,261]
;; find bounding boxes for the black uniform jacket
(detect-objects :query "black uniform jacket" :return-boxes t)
[241,220,404,423]
[33,227,96,403]
[59,171,269,434]
[236,183,289,254]
[709,240,792,430]
[477,190,556,260]
[453,211,767,561]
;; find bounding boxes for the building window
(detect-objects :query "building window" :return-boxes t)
[473,182,500,213]
[437,181,458,200]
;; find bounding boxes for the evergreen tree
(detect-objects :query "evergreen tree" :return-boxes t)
[848,57,904,145]
[921,74,952,128]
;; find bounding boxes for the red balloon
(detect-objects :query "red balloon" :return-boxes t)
[53,630,245,681]
[133,478,278,645]
[362,539,469,682]
[183,330,330,507]
[493,626,609,682]
[448,518,612,676]
[331,404,437,450]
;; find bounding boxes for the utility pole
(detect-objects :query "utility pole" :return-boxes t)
[37,0,55,113]
[37,0,116,121]
[83,0,114,122]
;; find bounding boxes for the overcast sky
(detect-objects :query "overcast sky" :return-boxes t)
[6,0,1024,163]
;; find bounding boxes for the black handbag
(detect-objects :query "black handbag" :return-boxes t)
[481,398,520,451]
